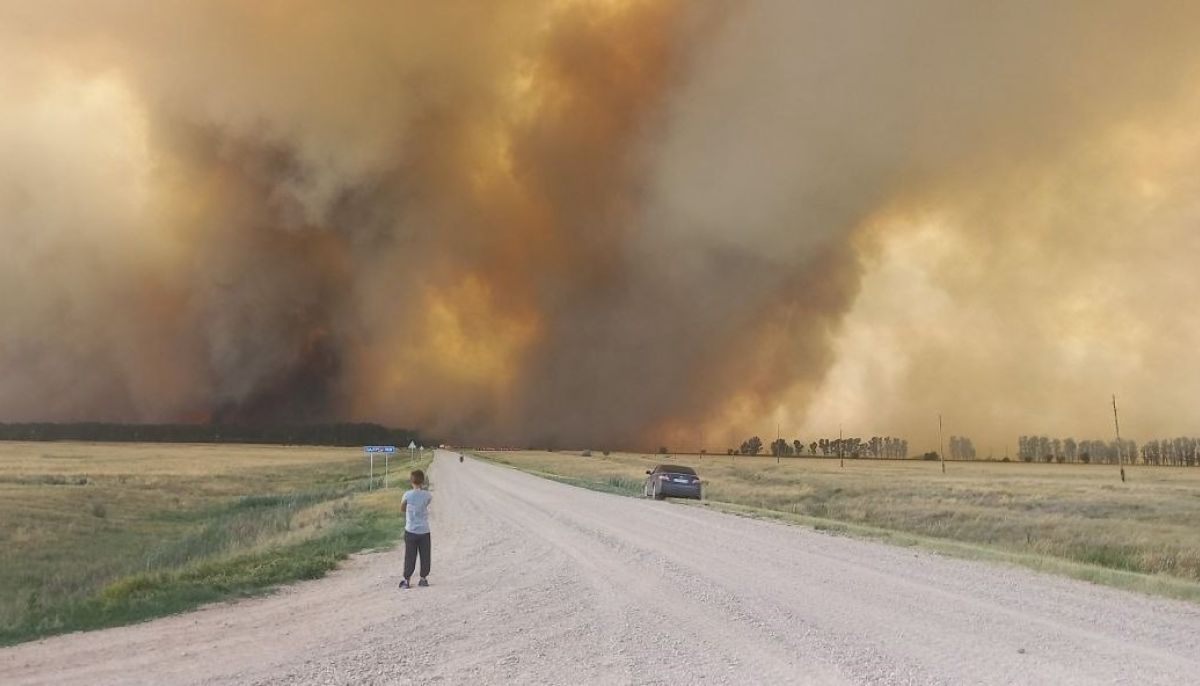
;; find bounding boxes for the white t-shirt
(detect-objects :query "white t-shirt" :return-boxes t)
[402,488,432,534]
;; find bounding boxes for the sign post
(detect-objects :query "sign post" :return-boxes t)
[409,440,417,463]
[364,446,397,490]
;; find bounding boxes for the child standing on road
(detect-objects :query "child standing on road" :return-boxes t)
[400,469,432,589]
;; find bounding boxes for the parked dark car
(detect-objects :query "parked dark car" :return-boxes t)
[644,464,702,500]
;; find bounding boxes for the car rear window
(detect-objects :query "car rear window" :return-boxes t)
[659,465,696,475]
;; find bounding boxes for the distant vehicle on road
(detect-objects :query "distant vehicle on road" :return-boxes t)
[644,464,702,500]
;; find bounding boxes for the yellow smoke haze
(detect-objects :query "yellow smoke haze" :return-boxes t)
[1,1,1199,450]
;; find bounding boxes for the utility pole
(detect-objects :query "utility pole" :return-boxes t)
[776,422,781,464]
[839,424,844,469]
[1113,394,1126,483]
[939,413,946,474]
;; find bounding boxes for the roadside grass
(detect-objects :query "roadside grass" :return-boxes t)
[514,467,644,497]
[472,450,1200,602]
[0,442,432,646]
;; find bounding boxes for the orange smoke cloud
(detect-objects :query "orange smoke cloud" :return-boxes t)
[3,1,1200,450]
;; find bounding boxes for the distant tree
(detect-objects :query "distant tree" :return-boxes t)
[727,448,735,455]
[770,438,792,456]
[658,446,669,455]
[744,436,763,455]
[793,439,804,455]
[948,436,976,460]
[809,441,818,455]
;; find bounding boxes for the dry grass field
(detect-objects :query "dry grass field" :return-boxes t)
[476,450,1200,600]
[0,442,429,645]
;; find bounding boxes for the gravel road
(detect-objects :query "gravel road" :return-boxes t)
[3,450,1199,685]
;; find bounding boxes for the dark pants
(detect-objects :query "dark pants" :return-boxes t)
[404,531,431,579]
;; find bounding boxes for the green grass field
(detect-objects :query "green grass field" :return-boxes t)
[475,450,1200,601]
[0,442,430,646]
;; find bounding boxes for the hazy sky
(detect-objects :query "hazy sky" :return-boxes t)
[1,1,1198,450]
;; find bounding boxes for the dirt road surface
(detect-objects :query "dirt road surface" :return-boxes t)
[3,451,1199,685]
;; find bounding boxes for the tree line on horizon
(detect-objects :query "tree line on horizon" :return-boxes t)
[0,422,422,448]
[1139,438,1200,466]
[718,433,1200,466]
[1018,435,1134,464]
[729,435,910,459]
[1017,434,1200,465]
[1018,434,1200,466]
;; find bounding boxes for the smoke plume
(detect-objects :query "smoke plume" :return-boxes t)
[2,1,1199,450]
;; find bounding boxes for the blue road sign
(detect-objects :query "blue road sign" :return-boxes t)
[364,445,397,453]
